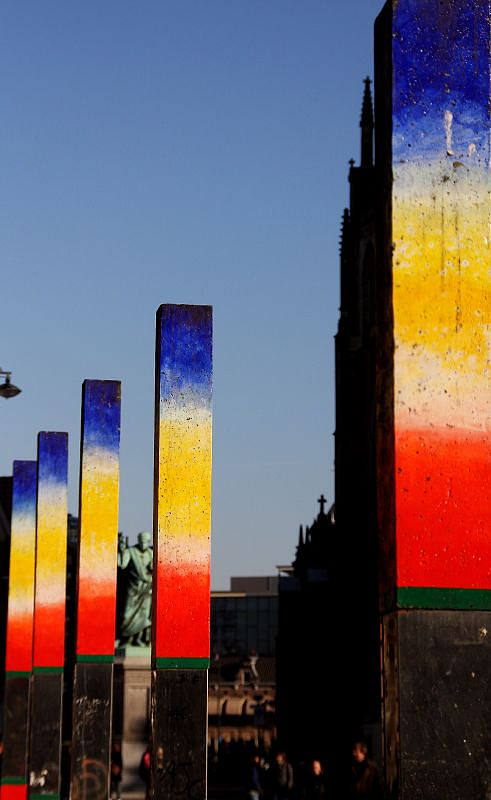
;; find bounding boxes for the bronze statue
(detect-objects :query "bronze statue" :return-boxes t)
[116,531,153,647]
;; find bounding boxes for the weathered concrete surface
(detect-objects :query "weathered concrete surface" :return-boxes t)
[1,461,37,800]
[29,432,68,800]
[152,306,212,800]
[71,381,121,800]
[375,1,491,797]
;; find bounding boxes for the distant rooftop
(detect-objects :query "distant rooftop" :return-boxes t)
[212,576,278,596]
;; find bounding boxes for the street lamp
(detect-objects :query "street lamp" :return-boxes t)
[0,370,21,399]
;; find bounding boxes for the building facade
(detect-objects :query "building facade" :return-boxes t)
[209,576,278,751]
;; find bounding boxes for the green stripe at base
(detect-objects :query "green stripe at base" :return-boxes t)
[155,657,210,669]
[29,793,59,800]
[398,587,491,610]
[1,777,27,785]
[5,670,30,678]
[77,654,113,664]
[33,666,63,675]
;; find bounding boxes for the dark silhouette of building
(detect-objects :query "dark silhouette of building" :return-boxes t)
[276,495,336,762]
[334,77,381,742]
[277,80,381,765]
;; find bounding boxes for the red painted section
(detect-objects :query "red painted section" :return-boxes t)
[0,785,27,800]
[396,427,491,588]
[76,584,117,656]
[5,615,33,673]
[155,565,210,659]
[33,605,65,667]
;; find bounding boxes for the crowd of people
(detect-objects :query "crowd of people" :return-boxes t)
[242,744,382,799]
[208,739,383,799]
[109,738,383,799]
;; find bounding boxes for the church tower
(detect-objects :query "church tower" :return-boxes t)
[277,80,382,766]
[334,76,381,745]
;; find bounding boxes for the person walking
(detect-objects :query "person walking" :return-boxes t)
[271,751,294,800]
[110,740,123,800]
[348,742,382,799]
[139,744,151,799]
[246,753,264,799]
[301,759,327,799]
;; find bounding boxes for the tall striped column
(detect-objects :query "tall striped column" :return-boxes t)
[152,304,212,800]
[375,2,491,797]
[1,461,37,800]
[29,433,68,800]
[70,381,121,800]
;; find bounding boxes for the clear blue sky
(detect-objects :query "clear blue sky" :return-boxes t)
[1,0,385,589]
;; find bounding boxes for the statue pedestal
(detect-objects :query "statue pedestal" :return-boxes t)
[114,647,151,797]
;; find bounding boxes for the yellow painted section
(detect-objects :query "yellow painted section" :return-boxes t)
[79,457,120,584]
[35,489,67,607]
[77,447,120,655]
[8,515,36,615]
[157,415,212,543]
[393,162,491,429]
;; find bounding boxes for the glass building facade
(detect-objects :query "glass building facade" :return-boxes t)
[211,577,278,657]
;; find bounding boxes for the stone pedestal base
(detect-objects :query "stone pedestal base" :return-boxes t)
[114,648,151,798]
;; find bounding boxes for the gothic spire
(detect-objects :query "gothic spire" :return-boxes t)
[360,76,374,168]
[298,525,304,548]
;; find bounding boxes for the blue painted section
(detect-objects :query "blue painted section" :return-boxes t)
[158,304,212,406]
[12,461,37,517]
[393,0,490,163]
[38,432,68,486]
[82,380,121,453]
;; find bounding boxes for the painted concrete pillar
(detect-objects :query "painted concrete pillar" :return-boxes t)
[1,462,37,800]
[375,2,490,797]
[29,433,68,800]
[70,380,121,800]
[152,304,212,800]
